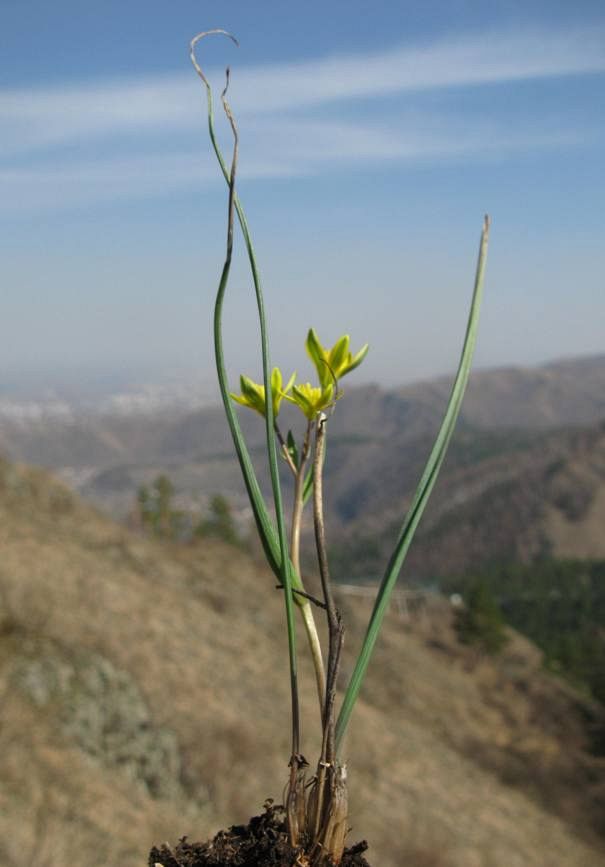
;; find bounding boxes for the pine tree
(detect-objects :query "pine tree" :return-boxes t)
[195,494,239,545]
[455,578,508,655]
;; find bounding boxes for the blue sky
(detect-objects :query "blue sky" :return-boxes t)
[1,0,604,394]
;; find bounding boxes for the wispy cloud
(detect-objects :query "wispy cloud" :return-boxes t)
[0,154,298,213]
[0,24,603,212]
[0,122,583,215]
[2,25,604,154]
[230,25,605,111]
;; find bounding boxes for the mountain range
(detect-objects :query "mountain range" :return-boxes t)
[1,353,605,581]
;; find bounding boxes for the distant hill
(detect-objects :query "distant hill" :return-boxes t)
[2,354,604,468]
[1,456,605,867]
[328,419,605,581]
[399,353,605,430]
[1,354,605,580]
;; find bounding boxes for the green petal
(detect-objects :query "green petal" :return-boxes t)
[283,370,297,394]
[318,383,335,410]
[283,394,309,419]
[292,383,314,407]
[240,374,260,396]
[239,375,266,415]
[291,384,316,419]
[270,368,283,416]
[271,367,283,393]
[306,328,330,386]
[231,392,261,415]
[305,328,324,365]
[329,335,350,375]
[271,368,296,416]
[343,343,369,376]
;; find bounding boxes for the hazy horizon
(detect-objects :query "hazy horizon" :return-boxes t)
[2,349,604,407]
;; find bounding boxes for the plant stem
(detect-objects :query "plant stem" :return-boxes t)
[293,422,328,715]
[308,413,347,861]
[300,601,328,716]
[275,420,327,713]
[313,414,343,756]
[290,420,312,589]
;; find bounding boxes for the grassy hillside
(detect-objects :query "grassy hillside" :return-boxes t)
[1,458,605,866]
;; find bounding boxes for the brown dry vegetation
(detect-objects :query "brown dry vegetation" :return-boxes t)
[1,457,605,867]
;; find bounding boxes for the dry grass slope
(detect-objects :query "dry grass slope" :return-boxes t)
[1,457,604,867]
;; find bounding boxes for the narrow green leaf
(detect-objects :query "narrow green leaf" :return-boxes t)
[191,32,298,592]
[335,216,491,754]
[191,30,302,752]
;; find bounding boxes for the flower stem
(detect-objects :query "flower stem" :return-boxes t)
[308,413,347,861]
[290,420,327,716]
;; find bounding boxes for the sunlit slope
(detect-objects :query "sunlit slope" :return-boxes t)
[0,458,604,867]
[331,419,605,580]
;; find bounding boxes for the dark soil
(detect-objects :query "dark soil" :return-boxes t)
[149,802,372,866]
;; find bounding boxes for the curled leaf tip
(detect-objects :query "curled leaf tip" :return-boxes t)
[189,30,240,86]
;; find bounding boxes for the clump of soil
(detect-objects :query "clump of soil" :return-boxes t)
[149,802,372,866]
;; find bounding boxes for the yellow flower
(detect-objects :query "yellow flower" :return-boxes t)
[285,382,335,420]
[231,368,295,418]
[305,328,368,388]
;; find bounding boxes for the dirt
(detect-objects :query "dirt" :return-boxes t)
[149,802,371,866]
